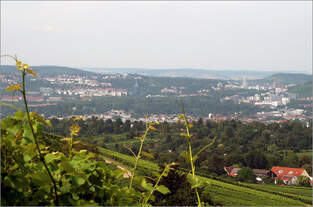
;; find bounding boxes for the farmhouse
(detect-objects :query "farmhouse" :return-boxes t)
[224,166,241,177]
[270,166,312,185]
[224,166,270,181]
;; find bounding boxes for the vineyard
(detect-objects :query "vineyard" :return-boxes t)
[98,148,312,206]
[98,147,160,174]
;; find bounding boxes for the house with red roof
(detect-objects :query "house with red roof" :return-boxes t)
[270,166,312,185]
[224,166,241,177]
[224,166,270,181]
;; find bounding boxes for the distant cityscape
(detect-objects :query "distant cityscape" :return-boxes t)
[0,67,312,124]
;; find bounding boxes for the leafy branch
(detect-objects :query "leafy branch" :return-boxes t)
[1,55,59,205]
[178,107,215,207]
[128,116,158,189]
[141,163,175,206]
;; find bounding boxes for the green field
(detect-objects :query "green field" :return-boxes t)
[98,148,312,206]
[92,133,160,147]
[197,176,308,206]
[92,133,129,142]
[243,183,312,204]
[98,147,160,172]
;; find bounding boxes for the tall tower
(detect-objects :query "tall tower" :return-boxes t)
[242,76,247,88]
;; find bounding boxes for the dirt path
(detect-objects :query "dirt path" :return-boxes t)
[104,158,132,178]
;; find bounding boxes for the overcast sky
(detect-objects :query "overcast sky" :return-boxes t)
[1,1,312,73]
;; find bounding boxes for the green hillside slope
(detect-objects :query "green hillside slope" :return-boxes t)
[98,148,311,206]
[288,81,312,98]
[264,73,312,85]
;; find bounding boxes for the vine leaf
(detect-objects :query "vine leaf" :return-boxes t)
[156,185,170,195]
[141,178,153,192]
[14,110,25,120]
[5,84,21,92]
[26,68,37,76]
[149,125,156,131]
[141,151,154,159]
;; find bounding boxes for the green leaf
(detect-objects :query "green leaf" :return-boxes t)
[33,121,43,134]
[141,151,154,159]
[152,171,161,177]
[23,143,37,158]
[72,176,85,186]
[13,176,30,192]
[23,154,32,162]
[14,110,25,120]
[60,160,75,173]
[113,168,124,179]
[23,123,34,142]
[45,119,52,127]
[29,112,45,122]
[6,126,20,136]
[180,151,191,163]
[77,199,98,206]
[31,171,51,186]
[44,152,63,163]
[4,176,14,188]
[60,185,71,193]
[188,176,203,189]
[156,185,170,195]
[141,178,153,192]
[72,150,93,161]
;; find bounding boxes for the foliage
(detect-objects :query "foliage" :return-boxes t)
[295,176,311,187]
[1,57,141,205]
[237,167,256,183]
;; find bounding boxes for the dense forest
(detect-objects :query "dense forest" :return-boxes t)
[47,117,312,177]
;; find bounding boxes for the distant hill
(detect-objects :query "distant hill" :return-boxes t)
[81,67,275,80]
[0,65,96,76]
[288,81,312,98]
[263,73,312,85]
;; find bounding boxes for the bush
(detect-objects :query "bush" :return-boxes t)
[237,167,256,183]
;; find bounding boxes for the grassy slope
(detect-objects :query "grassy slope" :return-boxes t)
[98,147,311,206]
[92,133,160,146]
[197,176,307,206]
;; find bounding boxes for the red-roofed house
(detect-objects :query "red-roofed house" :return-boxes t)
[224,166,241,177]
[224,166,270,181]
[271,166,311,185]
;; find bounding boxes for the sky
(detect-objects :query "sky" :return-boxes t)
[1,1,312,73]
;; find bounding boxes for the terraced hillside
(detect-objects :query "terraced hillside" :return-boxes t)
[98,148,312,206]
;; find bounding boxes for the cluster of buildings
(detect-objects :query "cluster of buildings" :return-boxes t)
[54,88,127,97]
[161,86,185,94]
[220,90,295,109]
[224,166,312,185]
[45,76,100,87]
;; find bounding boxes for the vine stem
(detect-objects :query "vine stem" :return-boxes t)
[142,165,168,206]
[182,112,202,207]
[129,121,150,189]
[21,71,59,205]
